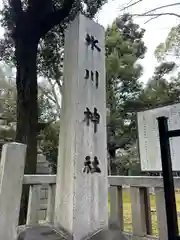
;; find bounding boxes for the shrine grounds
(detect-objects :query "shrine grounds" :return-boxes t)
[108,190,180,236]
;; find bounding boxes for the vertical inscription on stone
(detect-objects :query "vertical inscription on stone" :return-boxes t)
[83,156,101,174]
[85,69,89,79]
[83,156,92,174]
[91,71,94,82]
[85,33,101,52]
[83,107,100,133]
[55,14,108,239]
[95,71,99,88]
[84,107,92,126]
[84,69,99,88]
[91,157,101,173]
[91,108,100,133]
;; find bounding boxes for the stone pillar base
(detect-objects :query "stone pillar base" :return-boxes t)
[17,224,124,240]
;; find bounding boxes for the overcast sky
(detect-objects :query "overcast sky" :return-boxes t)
[97,0,180,83]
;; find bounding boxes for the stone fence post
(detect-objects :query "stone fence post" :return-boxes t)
[0,143,26,240]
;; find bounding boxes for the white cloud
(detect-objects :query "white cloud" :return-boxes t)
[97,0,180,82]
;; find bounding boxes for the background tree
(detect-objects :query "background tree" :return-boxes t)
[125,61,178,110]
[155,24,180,61]
[0,75,60,170]
[137,62,178,108]
[0,65,60,223]
[0,67,58,144]
[105,13,146,174]
[0,64,60,174]
[0,77,16,145]
[115,143,141,175]
[39,121,60,173]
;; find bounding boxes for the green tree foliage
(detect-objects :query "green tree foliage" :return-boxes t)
[0,0,107,177]
[115,143,141,176]
[39,121,60,173]
[0,78,16,121]
[0,66,59,174]
[125,61,178,111]
[0,77,16,144]
[0,76,57,124]
[137,62,179,109]
[105,14,146,174]
[155,24,180,61]
[0,67,59,165]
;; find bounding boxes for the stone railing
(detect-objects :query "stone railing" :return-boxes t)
[108,176,180,240]
[20,175,176,240]
[0,143,178,240]
[23,175,56,225]
[0,143,57,240]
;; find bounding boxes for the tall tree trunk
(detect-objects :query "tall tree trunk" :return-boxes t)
[109,148,117,175]
[15,41,38,224]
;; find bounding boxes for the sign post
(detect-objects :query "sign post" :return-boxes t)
[157,117,179,240]
[137,103,180,240]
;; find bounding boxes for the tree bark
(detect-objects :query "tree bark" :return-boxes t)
[108,148,117,175]
[15,41,38,224]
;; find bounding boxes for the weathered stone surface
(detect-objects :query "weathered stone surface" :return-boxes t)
[17,225,124,240]
[17,226,70,240]
[84,225,124,240]
[26,185,41,225]
[36,154,50,174]
[36,154,51,222]
[54,14,108,240]
[38,210,46,221]
[155,187,168,240]
[0,143,26,240]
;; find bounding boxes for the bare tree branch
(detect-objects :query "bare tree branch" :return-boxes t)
[127,0,134,5]
[142,3,180,15]
[132,12,180,19]
[39,85,57,104]
[39,74,62,116]
[38,42,63,96]
[54,78,62,93]
[38,39,62,116]
[51,48,64,96]
[120,1,180,23]
[144,15,159,24]
[47,78,61,116]
[119,0,143,12]
[40,82,61,117]
[40,0,75,38]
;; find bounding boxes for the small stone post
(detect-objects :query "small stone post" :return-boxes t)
[54,14,108,240]
[0,143,26,240]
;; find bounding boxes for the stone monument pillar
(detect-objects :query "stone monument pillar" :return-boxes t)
[54,14,108,239]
